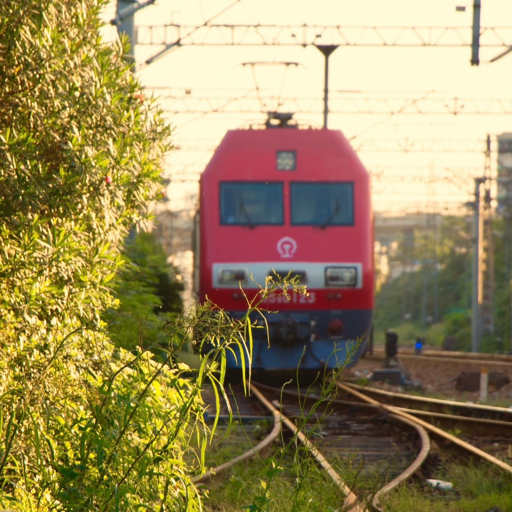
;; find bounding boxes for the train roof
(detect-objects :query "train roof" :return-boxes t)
[201,128,369,182]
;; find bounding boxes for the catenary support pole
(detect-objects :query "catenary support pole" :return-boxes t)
[472,177,484,352]
[471,0,481,65]
[316,45,338,129]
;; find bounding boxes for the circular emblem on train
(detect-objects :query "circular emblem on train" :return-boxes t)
[277,237,297,259]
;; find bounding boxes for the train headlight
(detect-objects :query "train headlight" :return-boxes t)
[325,266,357,287]
[218,268,248,286]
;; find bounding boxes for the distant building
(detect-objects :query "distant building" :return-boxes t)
[374,213,443,283]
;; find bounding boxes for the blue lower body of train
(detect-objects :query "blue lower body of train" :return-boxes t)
[223,309,373,372]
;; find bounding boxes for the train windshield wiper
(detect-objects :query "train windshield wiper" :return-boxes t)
[321,202,341,230]
[239,199,255,229]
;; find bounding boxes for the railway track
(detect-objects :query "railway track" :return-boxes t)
[199,381,428,510]
[252,381,429,511]
[339,381,512,469]
[343,381,512,422]
[366,347,512,366]
[352,345,512,405]
[198,378,512,511]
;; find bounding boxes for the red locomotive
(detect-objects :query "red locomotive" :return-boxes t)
[194,118,374,376]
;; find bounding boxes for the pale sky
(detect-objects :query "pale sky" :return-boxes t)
[103,1,512,215]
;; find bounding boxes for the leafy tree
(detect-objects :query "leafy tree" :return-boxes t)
[105,230,184,353]
[0,0,211,509]
[375,216,473,345]
[375,213,512,352]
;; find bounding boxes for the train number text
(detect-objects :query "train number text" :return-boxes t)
[262,292,316,305]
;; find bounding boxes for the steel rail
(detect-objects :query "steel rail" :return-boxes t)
[192,409,282,483]
[392,407,512,428]
[345,381,512,419]
[337,381,512,475]
[367,347,512,364]
[253,381,430,510]
[250,384,365,512]
[365,353,512,368]
[371,413,430,510]
[260,382,512,432]
[253,382,431,510]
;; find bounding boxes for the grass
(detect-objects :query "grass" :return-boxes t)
[196,419,512,512]
[201,446,347,512]
[381,460,512,511]
[198,417,411,511]
[205,420,272,467]
[194,407,358,511]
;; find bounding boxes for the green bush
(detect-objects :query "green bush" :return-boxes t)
[0,0,210,508]
[105,230,184,353]
[442,311,471,351]
[424,321,445,347]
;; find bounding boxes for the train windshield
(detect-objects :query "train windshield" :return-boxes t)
[220,182,284,227]
[290,182,354,227]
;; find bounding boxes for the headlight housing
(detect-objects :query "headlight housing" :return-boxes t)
[325,266,357,287]
[218,268,248,286]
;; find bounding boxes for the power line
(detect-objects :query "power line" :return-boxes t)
[141,1,242,67]
[135,23,512,49]
[165,164,482,178]
[157,92,512,115]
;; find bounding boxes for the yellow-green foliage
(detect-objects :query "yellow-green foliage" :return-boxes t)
[0,0,210,509]
[0,1,314,509]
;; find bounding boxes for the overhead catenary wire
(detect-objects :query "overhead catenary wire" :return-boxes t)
[140,0,242,68]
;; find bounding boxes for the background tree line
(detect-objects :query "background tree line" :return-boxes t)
[374,215,512,353]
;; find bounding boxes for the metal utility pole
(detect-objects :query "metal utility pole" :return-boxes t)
[112,0,156,64]
[471,177,484,352]
[315,45,338,129]
[114,1,136,63]
[471,0,481,65]
[496,134,512,351]
[470,136,495,353]
[481,135,495,336]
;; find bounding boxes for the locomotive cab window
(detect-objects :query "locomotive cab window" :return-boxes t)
[220,182,284,226]
[290,182,354,227]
